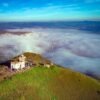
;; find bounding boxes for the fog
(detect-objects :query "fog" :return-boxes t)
[0,28,100,78]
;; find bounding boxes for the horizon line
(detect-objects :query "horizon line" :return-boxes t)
[0,20,100,23]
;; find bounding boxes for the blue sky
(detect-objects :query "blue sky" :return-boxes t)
[0,0,100,21]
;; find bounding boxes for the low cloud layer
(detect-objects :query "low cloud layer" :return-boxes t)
[0,28,100,78]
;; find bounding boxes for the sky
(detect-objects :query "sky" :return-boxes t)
[0,0,100,21]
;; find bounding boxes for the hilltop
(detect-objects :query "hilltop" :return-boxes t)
[0,52,52,81]
[0,52,100,100]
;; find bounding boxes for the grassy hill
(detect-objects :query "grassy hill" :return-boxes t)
[0,52,100,100]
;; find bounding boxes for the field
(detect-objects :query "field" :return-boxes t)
[0,65,100,100]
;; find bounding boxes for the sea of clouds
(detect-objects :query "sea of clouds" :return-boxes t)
[0,28,100,78]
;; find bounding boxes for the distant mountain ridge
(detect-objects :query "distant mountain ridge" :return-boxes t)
[0,21,100,33]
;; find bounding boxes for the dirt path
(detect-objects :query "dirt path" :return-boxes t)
[0,66,33,82]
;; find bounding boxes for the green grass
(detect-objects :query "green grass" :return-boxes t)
[0,66,100,100]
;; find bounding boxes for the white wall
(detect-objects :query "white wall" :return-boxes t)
[11,61,25,70]
[20,61,25,69]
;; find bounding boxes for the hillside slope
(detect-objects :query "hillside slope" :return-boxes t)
[0,65,100,100]
[0,52,100,100]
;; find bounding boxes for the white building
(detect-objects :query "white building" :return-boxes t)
[11,55,26,70]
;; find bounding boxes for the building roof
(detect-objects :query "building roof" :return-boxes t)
[11,54,26,63]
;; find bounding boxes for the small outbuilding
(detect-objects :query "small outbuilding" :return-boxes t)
[11,55,26,70]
